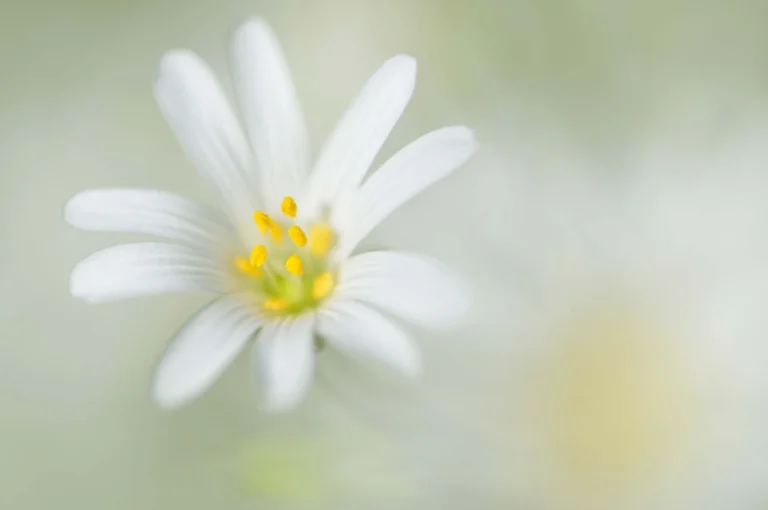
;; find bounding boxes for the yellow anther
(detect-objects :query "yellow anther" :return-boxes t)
[270,223,284,243]
[312,272,335,299]
[309,225,334,256]
[235,257,262,278]
[249,245,267,267]
[254,211,272,234]
[285,254,303,276]
[281,196,297,218]
[263,297,288,311]
[288,225,307,247]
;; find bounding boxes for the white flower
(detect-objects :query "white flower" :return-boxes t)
[65,18,475,412]
[479,125,768,509]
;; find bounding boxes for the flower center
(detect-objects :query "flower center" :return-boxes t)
[233,196,337,315]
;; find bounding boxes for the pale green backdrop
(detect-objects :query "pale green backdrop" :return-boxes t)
[2,0,768,508]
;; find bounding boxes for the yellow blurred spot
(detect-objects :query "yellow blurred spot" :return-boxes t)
[235,257,262,278]
[288,225,307,247]
[285,254,303,276]
[263,297,288,311]
[249,245,267,267]
[309,225,333,256]
[235,439,336,502]
[533,301,696,504]
[254,211,272,234]
[312,272,334,299]
[281,196,297,218]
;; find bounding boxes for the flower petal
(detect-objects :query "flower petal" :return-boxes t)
[153,295,262,408]
[70,242,228,303]
[154,50,258,234]
[230,18,309,209]
[335,251,470,329]
[317,299,421,377]
[65,188,236,249]
[254,314,315,412]
[336,126,477,256]
[306,55,417,217]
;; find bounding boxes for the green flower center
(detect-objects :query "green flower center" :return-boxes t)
[233,196,337,316]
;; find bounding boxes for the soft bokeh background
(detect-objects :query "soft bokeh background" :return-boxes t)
[4,0,768,508]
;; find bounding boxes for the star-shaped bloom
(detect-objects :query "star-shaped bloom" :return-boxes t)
[66,18,475,411]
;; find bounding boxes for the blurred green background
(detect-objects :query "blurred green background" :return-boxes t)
[3,0,768,508]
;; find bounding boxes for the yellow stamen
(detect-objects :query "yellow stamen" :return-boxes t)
[285,254,303,276]
[312,272,334,299]
[281,196,297,218]
[288,225,307,247]
[309,225,333,256]
[249,245,267,267]
[254,211,272,234]
[263,297,288,311]
[235,257,262,278]
[270,223,284,243]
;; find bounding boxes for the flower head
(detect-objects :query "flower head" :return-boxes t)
[66,18,475,411]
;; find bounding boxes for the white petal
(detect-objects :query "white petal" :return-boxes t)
[335,251,470,329]
[154,50,258,233]
[70,242,228,303]
[254,314,315,412]
[317,299,421,377]
[230,19,309,209]
[306,55,417,217]
[153,295,262,408]
[65,188,235,248]
[336,126,477,256]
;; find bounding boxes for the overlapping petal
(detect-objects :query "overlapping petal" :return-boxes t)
[230,18,309,209]
[317,299,421,377]
[70,242,228,303]
[254,314,315,412]
[154,50,258,237]
[153,295,263,408]
[335,126,476,256]
[335,251,470,329]
[65,188,235,249]
[307,55,417,218]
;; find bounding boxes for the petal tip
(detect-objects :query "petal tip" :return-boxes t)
[235,16,271,37]
[158,49,198,70]
[151,383,187,410]
[402,351,422,379]
[63,193,81,226]
[389,54,417,81]
[466,130,479,153]
[231,17,283,60]
[458,125,477,141]
[62,189,108,228]
[444,126,478,165]
[69,270,105,305]
[259,371,312,413]
[260,395,303,414]
[155,49,203,87]
[68,265,88,301]
[152,362,200,410]
[447,125,478,151]
[391,53,417,68]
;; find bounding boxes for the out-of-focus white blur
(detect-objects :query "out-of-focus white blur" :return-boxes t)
[3,0,768,509]
[473,112,768,509]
